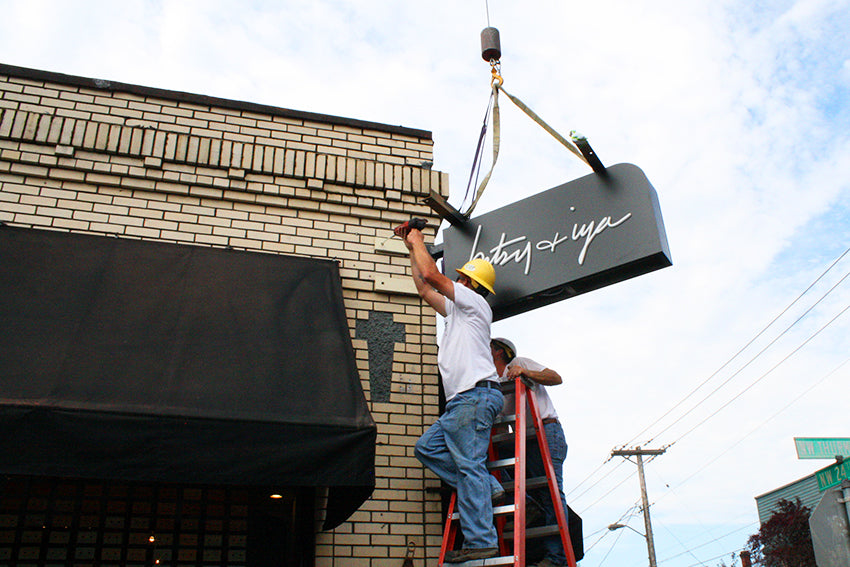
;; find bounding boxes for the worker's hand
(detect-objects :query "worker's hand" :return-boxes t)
[400,228,424,250]
[393,225,413,249]
[394,218,427,250]
[507,365,535,388]
[506,365,525,379]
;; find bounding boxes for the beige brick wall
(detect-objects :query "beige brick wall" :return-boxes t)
[0,65,449,566]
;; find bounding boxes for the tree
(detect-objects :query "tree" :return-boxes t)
[747,498,816,567]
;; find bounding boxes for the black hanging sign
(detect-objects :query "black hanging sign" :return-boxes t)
[442,163,672,321]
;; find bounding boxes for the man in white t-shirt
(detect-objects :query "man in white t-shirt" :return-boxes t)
[395,222,504,563]
[491,337,569,567]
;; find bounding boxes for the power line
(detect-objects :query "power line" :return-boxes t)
[620,246,849,450]
[657,523,756,564]
[567,458,624,500]
[648,466,758,565]
[666,301,849,447]
[656,520,710,566]
[594,521,627,567]
[577,467,638,515]
[643,266,849,446]
[646,264,849,445]
[682,548,749,567]
[573,265,848,523]
[666,355,850,489]
[589,502,643,564]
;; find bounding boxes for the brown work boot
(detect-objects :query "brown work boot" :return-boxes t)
[444,547,499,563]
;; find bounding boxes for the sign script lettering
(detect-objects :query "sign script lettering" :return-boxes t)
[469,211,633,274]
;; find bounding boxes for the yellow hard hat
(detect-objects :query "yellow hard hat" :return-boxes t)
[456,258,496,294]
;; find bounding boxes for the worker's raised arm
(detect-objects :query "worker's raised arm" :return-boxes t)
[399,228,453,315]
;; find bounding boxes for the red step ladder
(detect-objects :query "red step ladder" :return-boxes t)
[437,376,578,566]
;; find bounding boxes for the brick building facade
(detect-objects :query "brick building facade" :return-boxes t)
[0,63,449,566]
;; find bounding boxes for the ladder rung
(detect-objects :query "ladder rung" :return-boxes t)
[493,414,516,426]
[451,503,515,520]
[487,457,515,470]
[490,429,539,444]
[442,555,516,566]
[500,475,546,493]
[502,524,561,540]
[494,503,515,516]
[490,432,512,444]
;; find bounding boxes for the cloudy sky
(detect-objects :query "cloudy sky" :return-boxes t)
[2,1,848,565]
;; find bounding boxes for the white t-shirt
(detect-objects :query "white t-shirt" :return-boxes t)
[498,356,559,421]
[438,282,498,401]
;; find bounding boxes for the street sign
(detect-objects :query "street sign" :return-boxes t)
[815,460,850,491]
[794,437,850,459]
[442,163,672,321]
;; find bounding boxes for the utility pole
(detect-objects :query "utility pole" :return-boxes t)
[611,446,666,567]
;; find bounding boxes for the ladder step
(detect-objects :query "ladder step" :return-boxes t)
[450,504,515,521]
[487,457,515,471]
[490,429,541,444]
[442,555,516,566]
[494,503,515,517]
[497,475,547,494]
[493,414,516,426]
[490,432,513,444]
[502,524,561,541]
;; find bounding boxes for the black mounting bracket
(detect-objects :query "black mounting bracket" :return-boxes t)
[572,135,607,175]
[423,190,467,227]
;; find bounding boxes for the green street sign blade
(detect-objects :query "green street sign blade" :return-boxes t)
[794,437,850,459]
[815,460,850,491]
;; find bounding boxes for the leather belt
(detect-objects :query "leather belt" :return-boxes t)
[475,380,499,389]
[542,417,559,425]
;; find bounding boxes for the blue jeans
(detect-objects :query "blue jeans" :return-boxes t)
[415,385,504,549]
[528,421,569,565]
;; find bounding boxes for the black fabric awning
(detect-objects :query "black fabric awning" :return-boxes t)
[0,226,376,529]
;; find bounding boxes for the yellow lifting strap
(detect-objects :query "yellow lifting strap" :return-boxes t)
[463,68,590,218]
[500,84,589,165]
